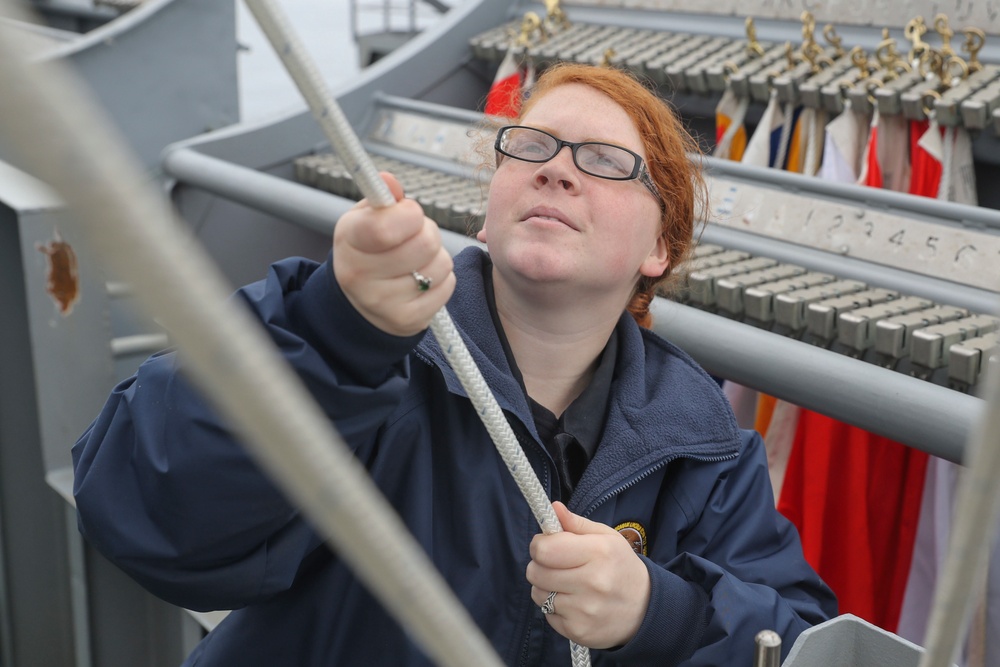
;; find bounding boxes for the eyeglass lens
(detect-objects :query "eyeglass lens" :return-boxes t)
[500,127,638,180]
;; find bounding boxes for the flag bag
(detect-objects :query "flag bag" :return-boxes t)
[485,48,534,118]
[713,87,749,160]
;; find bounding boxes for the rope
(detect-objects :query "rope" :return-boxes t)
[0,4,503,667]
[240,1,590,664]
[917,355,1000,667]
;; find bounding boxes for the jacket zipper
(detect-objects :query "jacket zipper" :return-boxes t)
[582,451,739,518]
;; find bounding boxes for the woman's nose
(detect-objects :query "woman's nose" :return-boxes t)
[534,147,580,191]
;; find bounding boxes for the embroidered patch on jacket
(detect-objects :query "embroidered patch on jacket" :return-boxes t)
[614,521,647,556]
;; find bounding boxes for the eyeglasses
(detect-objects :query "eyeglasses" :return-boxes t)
[494,125,661,201]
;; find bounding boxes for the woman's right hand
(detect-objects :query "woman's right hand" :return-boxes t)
[333,172,455,337]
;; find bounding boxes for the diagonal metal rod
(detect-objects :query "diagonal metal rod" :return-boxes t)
[238,2,590,664]
[0,3,504,666]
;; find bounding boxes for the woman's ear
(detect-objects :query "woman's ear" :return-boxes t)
[639,235,669,278]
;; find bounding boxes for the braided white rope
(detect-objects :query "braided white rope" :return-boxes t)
[430,311,561,528]
[240,1,590,664]
[0,4,503,667]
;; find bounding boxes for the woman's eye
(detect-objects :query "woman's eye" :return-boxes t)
[582,148,630,175]
[514,140,549,156]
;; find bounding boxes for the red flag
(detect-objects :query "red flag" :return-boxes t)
[485,50,525,118]
[908,119,943,198]
[859,112,883,188]
[777,411,928,631]
[777,119,930,633]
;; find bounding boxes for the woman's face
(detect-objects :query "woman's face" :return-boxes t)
[478,83,667,307]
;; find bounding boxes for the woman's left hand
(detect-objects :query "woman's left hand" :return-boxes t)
[527,502,651,649]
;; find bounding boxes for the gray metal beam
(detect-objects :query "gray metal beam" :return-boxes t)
[164,149,984,464]
[650,298,984,465]
[163,146,483,258]
[162,147,352,236]
[699,224,1000,316]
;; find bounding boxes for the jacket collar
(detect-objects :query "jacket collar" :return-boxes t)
[416,248,742,508]
[416,248,532,421]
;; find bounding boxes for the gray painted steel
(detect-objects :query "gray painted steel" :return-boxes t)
[4,0,239,171]
[783,614,958,666]
[648,297,983,465]
[1,0,239,664]
[1,170,88,667]
[163,147,353,235]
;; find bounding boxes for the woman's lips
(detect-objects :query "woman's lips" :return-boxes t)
[522,207,577,230]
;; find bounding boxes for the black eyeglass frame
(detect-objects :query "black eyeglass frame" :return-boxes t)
[494,125,661,202]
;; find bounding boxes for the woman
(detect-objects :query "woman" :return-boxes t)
[73,63,836,666]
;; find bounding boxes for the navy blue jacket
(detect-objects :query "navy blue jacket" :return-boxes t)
[72,248,836,666]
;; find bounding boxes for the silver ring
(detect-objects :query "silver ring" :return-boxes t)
[411,271,433,292]
[540,591,557,616]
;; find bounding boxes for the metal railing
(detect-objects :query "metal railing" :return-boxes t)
[350,0,455,63]
[351,0,452,40]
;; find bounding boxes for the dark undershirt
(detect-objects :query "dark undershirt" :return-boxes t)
[481,260,616,501]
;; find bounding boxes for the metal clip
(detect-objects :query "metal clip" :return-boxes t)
[875,27,910,75]
[962,28,986,73]
[933,14,956,57]
[745,17,766,58]
[542,0,570,33]
[599,47,615,68]
[851,45,873,79]
[514,12,546,50]
[900,50,951,120]
[905,16,930,66]
[823,24,845,59]
[931,59,998,126]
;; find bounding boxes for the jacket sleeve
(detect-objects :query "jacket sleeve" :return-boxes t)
[72,256,424,612]
[607,430,837,666]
